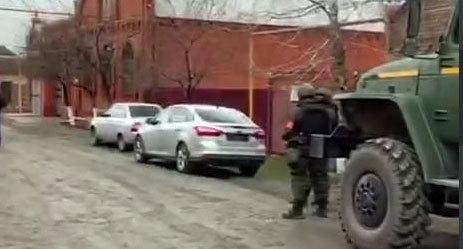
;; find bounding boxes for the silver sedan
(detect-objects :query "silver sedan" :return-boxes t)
[133,104,267,177]
[90,103,162,151]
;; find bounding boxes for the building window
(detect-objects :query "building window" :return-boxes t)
[454,16,459,44]
[102,0,117,20]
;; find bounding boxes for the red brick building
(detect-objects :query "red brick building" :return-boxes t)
[58,0,388,152]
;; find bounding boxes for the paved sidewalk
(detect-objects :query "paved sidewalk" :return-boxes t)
[4,114,60,126]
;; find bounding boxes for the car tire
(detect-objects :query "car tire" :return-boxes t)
[339,138,430,249]
[117,134,128,152]
[176,143,196,174]
[239,164,260,177]
[134,136,149,163]
[90,127,101,146]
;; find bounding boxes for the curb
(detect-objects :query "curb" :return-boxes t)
[74,117,91,130]
[2,115,15,126]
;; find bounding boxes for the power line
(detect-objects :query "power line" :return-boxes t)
[0,6,72,16]
[55,0,70,11]
[20,0,33,9]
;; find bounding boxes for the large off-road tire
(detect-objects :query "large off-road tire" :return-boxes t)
[339,138,430,249]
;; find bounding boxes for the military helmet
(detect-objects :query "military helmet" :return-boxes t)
[315,87,333,102]
[297,83,316,100]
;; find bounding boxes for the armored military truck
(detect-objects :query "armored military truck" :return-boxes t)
[311,0,459,248]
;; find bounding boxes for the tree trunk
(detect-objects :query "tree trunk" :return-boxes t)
[100,72,113,104]
[185,85,193,102]
[59,79,70,107]
[330,24,347,88]
[328,3,348,90]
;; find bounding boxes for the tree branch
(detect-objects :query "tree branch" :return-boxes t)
[161,71,185,88]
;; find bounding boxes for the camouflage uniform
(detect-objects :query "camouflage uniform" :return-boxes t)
[282,86,338,219]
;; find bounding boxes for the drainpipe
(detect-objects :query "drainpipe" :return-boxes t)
[266,78,273,153]
[17,56,22,113]
[248,33,254,119]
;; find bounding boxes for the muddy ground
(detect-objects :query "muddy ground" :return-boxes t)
[0,117,458,249]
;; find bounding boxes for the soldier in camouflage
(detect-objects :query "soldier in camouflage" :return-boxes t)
[282,85,338,219]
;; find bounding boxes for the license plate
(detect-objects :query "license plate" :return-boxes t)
[226,133,249,142]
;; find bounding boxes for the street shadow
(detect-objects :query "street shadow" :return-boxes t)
[418,231,459,249]
[143,160,241,180]
[194,165,241,180]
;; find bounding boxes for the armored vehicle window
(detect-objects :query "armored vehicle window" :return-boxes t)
[454,16,459,44]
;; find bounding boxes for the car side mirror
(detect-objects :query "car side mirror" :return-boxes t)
[146,118,160,125]
[100,113,111,117]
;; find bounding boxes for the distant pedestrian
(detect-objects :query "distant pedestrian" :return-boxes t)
[0,91,7,147]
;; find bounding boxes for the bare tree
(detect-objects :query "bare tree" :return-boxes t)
[156,0,258,101]
[266,0,348,88]
[74,25,115,104]
[157,21,212,101]
[25,19,96,107]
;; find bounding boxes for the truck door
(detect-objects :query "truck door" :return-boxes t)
[417,13,459,178]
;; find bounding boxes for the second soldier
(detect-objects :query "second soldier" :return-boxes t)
[282,85,338,219]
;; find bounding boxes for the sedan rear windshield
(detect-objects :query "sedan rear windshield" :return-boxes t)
[195,108,250,124]
[129,106,160,117]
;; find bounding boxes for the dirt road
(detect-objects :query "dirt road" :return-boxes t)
[0,118,458,249]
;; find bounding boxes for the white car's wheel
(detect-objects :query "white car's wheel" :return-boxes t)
[117,135,128,152]
[134,136,149,163]
[90,128,101,146]
[176,143,196,174]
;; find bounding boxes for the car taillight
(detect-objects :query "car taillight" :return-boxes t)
[131,122,142,132]
[253,129,265,140]
[194,126,224,137]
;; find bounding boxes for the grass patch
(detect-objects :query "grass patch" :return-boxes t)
[257,155,343,184]
[256,155,290,181]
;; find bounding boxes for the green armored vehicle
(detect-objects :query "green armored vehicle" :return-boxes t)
[312,0,459,248]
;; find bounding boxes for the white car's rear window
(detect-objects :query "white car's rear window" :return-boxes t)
[129,106,160,117]
[195,108,250,124]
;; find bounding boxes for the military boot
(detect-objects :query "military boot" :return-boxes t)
[314,204,328,218]
[282,200,306,219]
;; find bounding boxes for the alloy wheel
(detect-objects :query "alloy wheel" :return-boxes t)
[176,146,188,172]
[134,138,143,161]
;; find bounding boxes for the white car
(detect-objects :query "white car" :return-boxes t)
[133,104,267,176]
[90,103,162,151]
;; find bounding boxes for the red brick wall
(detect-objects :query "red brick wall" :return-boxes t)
[42,83,57,117]
[253,28,387,89]
[155,19,251,90]
[79,0,100,24]
[118,0,144,19]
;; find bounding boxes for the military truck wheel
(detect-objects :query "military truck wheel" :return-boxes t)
[340,138,430,249]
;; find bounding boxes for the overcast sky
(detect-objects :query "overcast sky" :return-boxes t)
[0,0,74,53]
